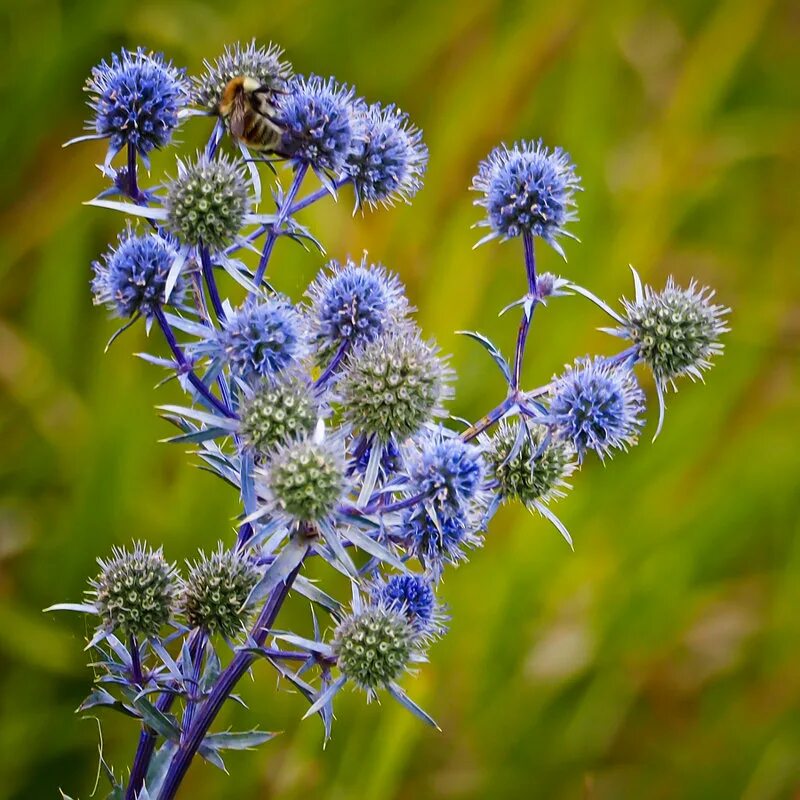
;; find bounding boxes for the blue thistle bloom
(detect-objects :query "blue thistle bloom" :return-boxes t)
[91,227,185,319]
[346,103,428,209]
[371,574,446,639]
[406,433,484,514]
[472,140,581,256]
[403,504,482,577]
[205,297,305,383]
[304,256,410,364]
[550,356,645,461]
[192,40,292,111]
[276,75,357,175]
[82,48,188,164]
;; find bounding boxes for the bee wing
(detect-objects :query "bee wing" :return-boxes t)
[229,94,248,139]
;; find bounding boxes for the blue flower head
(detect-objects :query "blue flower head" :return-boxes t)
[472,140,581,256]
[91,227,185,318]
[403,504,482,578]
[346,103,428,209]
[276,75,357,174]
[85,48,188,163]
[304,255,410,364]
[371,573,447,640]
[407,433,484,514]
[550,356,645,461]
[193,40,292,111]
[212,297,305,383]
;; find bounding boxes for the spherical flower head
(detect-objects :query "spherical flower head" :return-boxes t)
[92,227,185,318]
[90,543,178,639]
[403,505,481,576]
[333,605,414,692]
[264,435,345,523]
[164,153,249,250]
[86,48,187,161]
[180,546,259,638]
[345,103,428,209]
[192,40,292,111]
[304,256,410,364]
[240,375,317,455]
[550,357,645,461]
[371,574,445,639]
[407,433,484,514]
[214,297,304,383]
[472,140,581,255]
[276,75,357,174]
[620,277,729,388]
[486,421,575,508]
[339,328,453,442]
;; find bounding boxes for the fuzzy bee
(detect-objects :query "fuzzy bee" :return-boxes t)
[217,76,285,152]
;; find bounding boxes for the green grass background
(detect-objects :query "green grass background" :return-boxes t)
[1,0,798,797]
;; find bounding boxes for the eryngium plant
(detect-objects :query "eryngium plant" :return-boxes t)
[49,40,730,800]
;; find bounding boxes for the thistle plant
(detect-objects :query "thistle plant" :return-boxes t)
[49,40,730,800]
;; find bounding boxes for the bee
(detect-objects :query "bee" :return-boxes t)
[217,76,284,152]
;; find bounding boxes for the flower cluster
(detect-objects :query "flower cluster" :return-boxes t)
[52,39,730,800]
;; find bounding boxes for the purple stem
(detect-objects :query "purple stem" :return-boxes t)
[288,177,350,215]
[129,635,143,686]
[199,245,226,322]
[254,164,308,287]
[152,306,235,419]
[512,232,537,390]
[181,634,207,739]
[127,145,141,202]
[460,395,515,442]
[124,630,203,800]
[314,340,349,389]
[157,562,305,800]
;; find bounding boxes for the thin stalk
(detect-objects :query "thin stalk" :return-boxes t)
[512,232,536,390]
[181,634,207,738]
[157,563,305,800]
[127,144,140,201]
[129,635,143,686]
[199,245,225,322]
[288,177,350,215]
[460,395,515,442]
[152,306,235,419]
[314,341,349,389]
[254,164,308,286]
[124,630,202,800]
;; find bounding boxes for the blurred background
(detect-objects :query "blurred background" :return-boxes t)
[1,0,798,797]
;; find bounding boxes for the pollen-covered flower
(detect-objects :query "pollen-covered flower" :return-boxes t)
[486,421,576,508]
[550,356,645,461]
[346,103,428,209]
[276,75,357,174]
[402,504,482,576]
[91,227,184,318]
[304,256,410,364]
[239,375,318,455]
[180,546,259,638]
[83,48,188,162]
[371,574,446,639]
[472,140,581,256]
[192,40,292,112]
[333,604,416,693]
[202,297,304,383]
[406,433,484,514]
[262,434,345,523]
[164,153,249,249]
[619,277,729,388]
[89,543,178,639]
[339,328,452,442]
